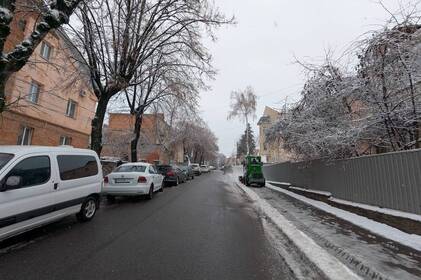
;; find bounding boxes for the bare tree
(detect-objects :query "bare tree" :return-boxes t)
[69,0,232,155]
[124,44,210,162]
[227,86,257,155]
[0,0,83,113]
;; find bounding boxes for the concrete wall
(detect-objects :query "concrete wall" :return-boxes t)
[263,149,421,215]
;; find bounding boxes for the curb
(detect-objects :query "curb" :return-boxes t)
[235,181,362,280]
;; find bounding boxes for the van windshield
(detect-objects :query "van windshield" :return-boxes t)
[0,153,14,171]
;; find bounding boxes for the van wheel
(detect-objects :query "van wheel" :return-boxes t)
[77,197,98,222]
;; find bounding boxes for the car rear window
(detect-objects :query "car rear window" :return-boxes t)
[157,165,171,172]
[57,155,99,181]
[0,153,14,171]
[114,165,146,173]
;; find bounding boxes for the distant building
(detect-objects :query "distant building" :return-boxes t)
[0,1,97,148]
[257,106,293,163]
[102,113,184,164]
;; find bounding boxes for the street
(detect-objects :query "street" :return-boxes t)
[0,172,290,280]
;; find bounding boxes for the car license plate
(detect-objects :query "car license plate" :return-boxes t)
[115,178,130,184]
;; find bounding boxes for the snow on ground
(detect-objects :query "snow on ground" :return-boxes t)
[236,179,362,280]
[266,183,421,252]
[329,197,421,223]
[289,186,332,197]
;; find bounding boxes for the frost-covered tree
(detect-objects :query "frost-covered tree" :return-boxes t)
[0,0,83,113]
[357,23,421,152]
[266,60,364,161]
[267,5,421,161]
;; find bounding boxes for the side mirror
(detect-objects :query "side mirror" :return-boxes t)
[2,176,22,191]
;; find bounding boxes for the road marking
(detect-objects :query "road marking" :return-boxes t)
[236,182,362,280]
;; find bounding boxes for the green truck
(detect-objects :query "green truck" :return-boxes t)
[239,155,265,187]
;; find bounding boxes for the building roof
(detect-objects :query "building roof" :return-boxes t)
[257,116,271,125]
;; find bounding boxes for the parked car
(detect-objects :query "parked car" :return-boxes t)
[156,165,186,186]
[103,162,163,201]
[191,163,201,176]
[180,165,194,180]
[200,165,210,173]
[0,146,103,241]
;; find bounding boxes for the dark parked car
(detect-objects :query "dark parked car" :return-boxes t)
[156,165,187,186]
[179,165,194,180]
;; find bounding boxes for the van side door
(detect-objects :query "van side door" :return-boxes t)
[54,153,101,205]
[0,154,56,230]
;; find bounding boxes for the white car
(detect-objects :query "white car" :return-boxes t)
[200,165,210,173]
[103,162,163,201]
[0,146,103,242]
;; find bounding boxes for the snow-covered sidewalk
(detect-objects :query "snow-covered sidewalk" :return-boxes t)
[250,184,421,280]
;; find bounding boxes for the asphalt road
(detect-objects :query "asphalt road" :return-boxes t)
[0,171,290,280]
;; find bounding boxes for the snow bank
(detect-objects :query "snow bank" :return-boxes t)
[266,183,421,251]
[237,182,362,280]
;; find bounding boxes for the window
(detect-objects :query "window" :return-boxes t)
[5,156,51,189]
[66,100,77,118]
[40,41,52,60]
[0,153,14,171]
[27,81,40,103]
[149,166,157,174]
[114,165,146,173]
[17,126,33,146]
[57,155,98,181]
[59,136,72,146]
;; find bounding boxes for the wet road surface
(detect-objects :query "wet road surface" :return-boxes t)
[0,172,290,280]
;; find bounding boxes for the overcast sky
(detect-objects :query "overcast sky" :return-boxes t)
[199,0,404,156]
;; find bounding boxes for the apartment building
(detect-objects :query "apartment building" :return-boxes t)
[0,1,97,148]
[257,106,293,163]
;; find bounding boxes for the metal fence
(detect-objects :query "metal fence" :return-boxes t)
[263,149,421,215]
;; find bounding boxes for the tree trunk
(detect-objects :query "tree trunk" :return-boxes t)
[91,94,111,156]
[245,116,249,155]
[130,113,144,162]
[0,75,7,113]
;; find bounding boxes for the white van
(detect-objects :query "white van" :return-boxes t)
[0,146,103,241]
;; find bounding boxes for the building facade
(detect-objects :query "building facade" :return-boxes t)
[0,2,97,148]
[102,113,184,164]
[257,106,293,163]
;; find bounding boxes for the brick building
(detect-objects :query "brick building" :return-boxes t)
[102,113,184,164]
[0,1,97,148]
